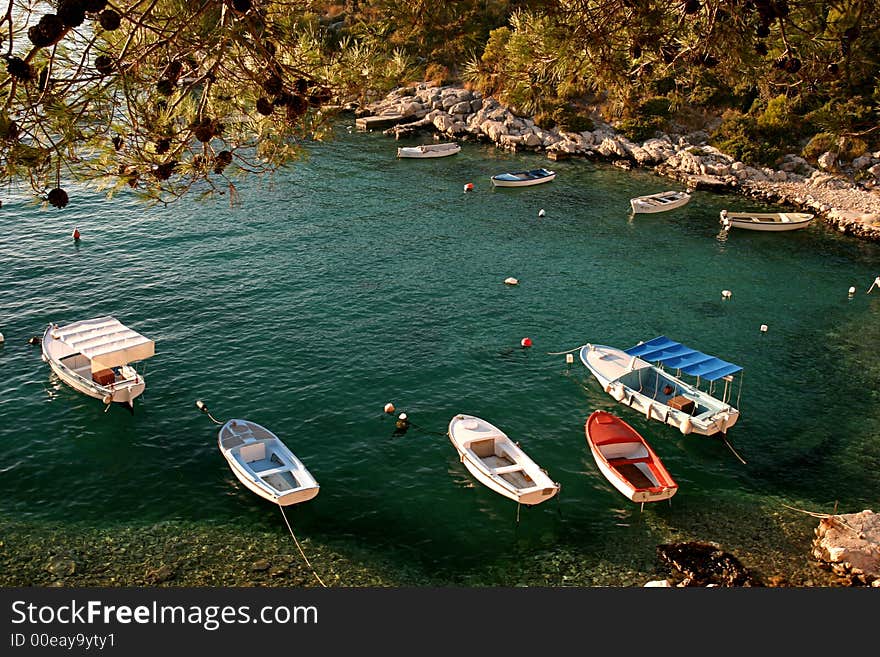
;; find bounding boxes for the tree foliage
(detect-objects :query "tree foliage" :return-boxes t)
[3,1,879,209]
[1,0,340,207]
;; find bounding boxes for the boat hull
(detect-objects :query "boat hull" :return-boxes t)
[630,191,690,213]
[721,211,813,231]
[490,169,556,187]
[397,143,460,158]
[585,411,677,503]
[41,325,146,406]
[448,414,559,506]
[580,343,739,437]
[218,419,319,507]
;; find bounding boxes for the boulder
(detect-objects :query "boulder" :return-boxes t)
[432,113,455,132]
[657,541,760,587]
[596,137,629,159]
[812,510,880,585]
[818,151,837,170]
[480,120,507,143]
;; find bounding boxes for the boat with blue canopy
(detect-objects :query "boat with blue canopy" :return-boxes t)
[579,336,742,437]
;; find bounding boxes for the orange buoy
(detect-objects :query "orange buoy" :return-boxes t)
[384,402,395,414]
[72,227,80,240]
[463,182,474,192]
[521,337,533,348]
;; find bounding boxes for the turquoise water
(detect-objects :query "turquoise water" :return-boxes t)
[2,120,879,583]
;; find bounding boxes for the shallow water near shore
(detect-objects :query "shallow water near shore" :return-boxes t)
[1,118,878,586]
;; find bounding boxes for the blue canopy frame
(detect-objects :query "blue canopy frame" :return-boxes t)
[624,336,742,382]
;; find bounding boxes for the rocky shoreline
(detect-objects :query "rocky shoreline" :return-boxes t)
[357,84,880,242]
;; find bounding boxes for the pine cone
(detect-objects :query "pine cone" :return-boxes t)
[98,9,121,31]
[48,188,69,208]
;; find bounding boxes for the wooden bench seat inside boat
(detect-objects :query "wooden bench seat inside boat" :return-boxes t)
[491,464,524,475]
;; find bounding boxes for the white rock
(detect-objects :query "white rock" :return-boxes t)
[818,151,837,170]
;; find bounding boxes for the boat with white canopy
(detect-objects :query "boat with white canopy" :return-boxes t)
[41,316,155,409]
[580,336,742,437]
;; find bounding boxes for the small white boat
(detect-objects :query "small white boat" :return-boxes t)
[630,190,691,213]
[490,168,556,188]
[218,418,319,507]
[580,337,741,437]
[447,414,560,505]
[720,210,813,232]
[585,410,678,503]
[397,142,461,158]
[41,316,155,408]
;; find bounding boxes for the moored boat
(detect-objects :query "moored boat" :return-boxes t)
[585,410,678,503]
[218,418,319,507]
[630,190,691,213]
[40,316,155,409]
[397,142,461,158]
[720,210,813,232]
[580,336,741,437]
[447,414,560,505]
[490,168,556,187]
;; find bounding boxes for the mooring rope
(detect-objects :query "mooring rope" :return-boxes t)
[545,344,586,356]
[721,434,747,465]
[279,505,328,588]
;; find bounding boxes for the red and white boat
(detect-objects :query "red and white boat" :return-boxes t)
[585,410,678,504]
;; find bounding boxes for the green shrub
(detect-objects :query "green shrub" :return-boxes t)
[709,109,780,165]
[555,108,594,133]
[637,96,671,118]
[756,94,797,138]
[801,132,836,162]
[618,116,666,142]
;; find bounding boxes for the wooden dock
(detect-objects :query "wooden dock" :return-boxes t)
[355,115,406,131]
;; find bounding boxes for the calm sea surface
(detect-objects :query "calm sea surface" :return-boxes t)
[2,119,879,584]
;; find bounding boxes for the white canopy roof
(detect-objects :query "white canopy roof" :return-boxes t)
[51,316,155,373]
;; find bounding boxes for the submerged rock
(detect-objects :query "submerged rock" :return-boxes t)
[657,541,759,587]
[811,509,880,586]
[45,555,76,577]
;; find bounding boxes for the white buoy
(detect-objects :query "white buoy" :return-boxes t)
[398,412,407,421]
[721,289,732,299]
[0,331,4,343]
[760,324,768,333]
[848,286,856,297]
[679,417,693,435]
[565,353,574,364]
[504,277,519,285]
[538,209,545,217]
[384,402,395,414]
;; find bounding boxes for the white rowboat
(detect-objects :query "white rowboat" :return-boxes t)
[219,418,319,507]
[630,190,691,213]
[397,142,461,158]
[490,168,556,188]
[720,210,813,232]
[448,414,559,505]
